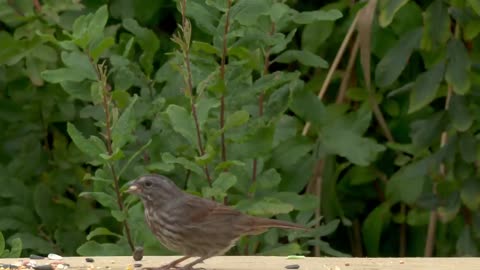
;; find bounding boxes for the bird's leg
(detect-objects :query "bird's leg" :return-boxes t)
[144,256,191,270]
[178,256,210,270]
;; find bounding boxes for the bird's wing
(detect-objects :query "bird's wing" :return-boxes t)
[170,195,251,230]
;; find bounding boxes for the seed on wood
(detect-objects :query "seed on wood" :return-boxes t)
[285,264,300,269]
[133,246,144,261]
[1,264,18,269]
[30,255,45,260]
[47,254,63,260]
[85,258,95,263]
[33,265,54,270]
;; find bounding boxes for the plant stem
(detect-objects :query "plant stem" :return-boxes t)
[219,0,232,165]
[91,62,135,252]
[179,0,212,186]
[424,86,452,257]
[251,22,275,187]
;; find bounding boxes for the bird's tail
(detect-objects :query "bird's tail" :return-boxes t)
[247,217,308,235]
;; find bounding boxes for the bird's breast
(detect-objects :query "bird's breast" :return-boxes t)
[144,206,184,252]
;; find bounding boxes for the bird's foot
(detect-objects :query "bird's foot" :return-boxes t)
[143,266,205,270]
[177,267,206,270]
[143,264,182,270]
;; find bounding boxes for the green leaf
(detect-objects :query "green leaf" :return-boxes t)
[256,168,282,191]
[9,233,51,254]
[90,36,115,61]
[165,105,196,146]
[265,84,291,118]
[307,239,350,257]
[461,179,480,211]
[71,5,109,49]
[229,125,275,159]
[202,172,237,200]
[112,95,138,149]
[119,139,152,177]
[238,197,294,216]
[410,112,445,150]
[225,110,250,130]
[86,227,122,240]
[406,208,430,226]
[61,51,98,80]
[41,50,98,83]
[378,0,409,27]
[192,41,220,55]
[41,68,88,83]
[195,144,216,166]
[292,9,343,24]
[196,97,220,129]
[269,192,318,211]
[77,240,130,256]
[260,243,303,256]
[79,192,117,210]
[320,108,385,166]
[88,5,109,40]
[274,50,328,68]
[408,61,445,113]
[111,210,127,222]
[421,0,451,50]
[456,225,478,256]
[67,123,107,159]
[270,136,312,169]
[459,132,477,163]
[231,0,270,26]
[375,28,422,88]
[362,202,391,256]
[185,1,219,34]
[467,0,480,16]
[146,162,175,173]
[6,238,22,258]
[290,88,326,128]
[162,152,203,176]
[449,94,473,132]
[302,21,334,53]
[445,39,471,94]
[386,173,425,205]
[386,156,437,204]
[345,166,376,185]
[0,231,4,256]
[122,18,160,75]
[214,160,246,172]
[269,2,290,23]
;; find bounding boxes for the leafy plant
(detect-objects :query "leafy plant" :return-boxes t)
[0,0,480,259]
[0,231,22,258]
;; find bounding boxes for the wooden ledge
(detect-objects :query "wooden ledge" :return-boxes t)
[1,256,480,270]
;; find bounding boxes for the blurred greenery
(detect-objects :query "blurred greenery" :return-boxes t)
[0,0,479,258]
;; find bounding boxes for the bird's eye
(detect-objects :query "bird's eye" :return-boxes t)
[144,180,153,187]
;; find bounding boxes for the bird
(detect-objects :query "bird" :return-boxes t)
[127,174,307,270]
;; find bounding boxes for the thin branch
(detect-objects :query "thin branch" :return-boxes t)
[96,63,134,252]
[302,13,359,135]
[425,23,460,255]
[251,22,275,187]
[399,203,407,257]
[179,0,212,186]
[424,85,452,257]
[220,0,232,165]
[336,37,360,104]
[306,159,324,256]
[33,0,41,13]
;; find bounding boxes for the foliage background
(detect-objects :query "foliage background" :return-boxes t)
[0,0,479,258]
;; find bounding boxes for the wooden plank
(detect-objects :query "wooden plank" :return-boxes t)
[1,256,480,270]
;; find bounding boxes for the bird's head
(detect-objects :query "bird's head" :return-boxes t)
[127,174,182,204]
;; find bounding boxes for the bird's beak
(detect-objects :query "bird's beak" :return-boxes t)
[126,180,141,194]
